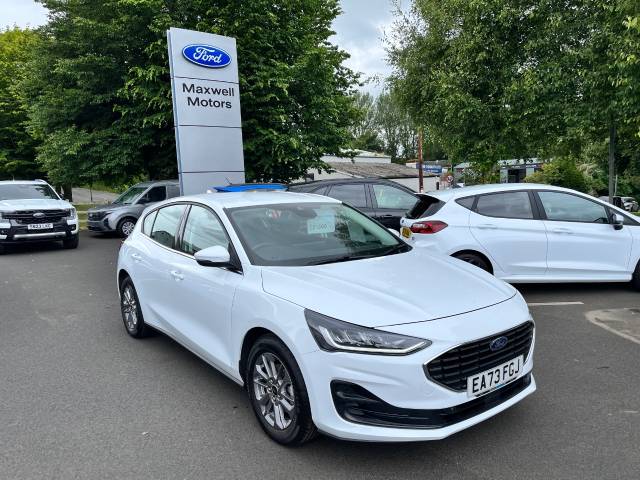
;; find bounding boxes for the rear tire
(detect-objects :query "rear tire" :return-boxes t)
[117,217,137,238]
[119,277,152,338]
[453,252,491,273]
[246,334,318,446]
[62,235,79,249]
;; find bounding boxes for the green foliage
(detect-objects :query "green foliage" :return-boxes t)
[524,158,588,192]
[24,0,358,186]
[0,27,41,180]
[390,0,640,188]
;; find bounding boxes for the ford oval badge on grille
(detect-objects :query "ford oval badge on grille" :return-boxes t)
[33,212,45,218]
[490,336,508,351]
[182,44,231,68]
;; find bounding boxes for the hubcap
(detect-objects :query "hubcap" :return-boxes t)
[122,221,135,236]
[253,353,295,430]
[121,286,138,332]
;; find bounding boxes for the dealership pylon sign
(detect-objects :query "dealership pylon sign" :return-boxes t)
[167,28,245,194]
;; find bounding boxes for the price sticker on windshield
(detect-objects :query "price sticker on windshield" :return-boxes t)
[307,213,335,235]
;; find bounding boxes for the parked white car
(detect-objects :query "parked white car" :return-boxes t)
[117,190,535,445]
[0,180,79,254]
[400,184,640,288]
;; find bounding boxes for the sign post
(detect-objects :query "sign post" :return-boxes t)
[167,28,245,195]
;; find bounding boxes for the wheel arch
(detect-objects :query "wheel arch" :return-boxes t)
[451,249,494,274]
[117,268,130,291]
[239,327,280,387]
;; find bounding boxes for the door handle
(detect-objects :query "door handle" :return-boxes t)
[378,214,395,218]
[131,253,142,262]
[551,227,573,235]
[477,224,498,230]
[170,270,184,281]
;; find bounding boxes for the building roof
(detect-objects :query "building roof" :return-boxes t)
[327,161,419,179]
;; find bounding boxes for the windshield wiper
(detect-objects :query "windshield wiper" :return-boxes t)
[306,254,378,266]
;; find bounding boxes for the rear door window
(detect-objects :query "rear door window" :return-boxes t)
[372,184,417,210]
[476,192,534,219]
[150,204,186,248]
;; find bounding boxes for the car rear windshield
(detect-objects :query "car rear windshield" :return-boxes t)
[0,184,59,200]
[405,195,445,219]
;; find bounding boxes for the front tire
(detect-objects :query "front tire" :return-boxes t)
[119,277,152,338]
[246,335,317,446]
[117,217,137,238]
[62,235,79,249]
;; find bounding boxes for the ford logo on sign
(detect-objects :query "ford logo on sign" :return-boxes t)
[182,44,231,68]
[490,336,509,352]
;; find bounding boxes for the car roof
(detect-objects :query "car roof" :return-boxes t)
[423,183,584,201]
[179,190,341,209]
[0,180,49,185]
[290,177,406,187]
[134,179,179,187]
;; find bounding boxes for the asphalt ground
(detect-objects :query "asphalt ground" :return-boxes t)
[1,232,639,480]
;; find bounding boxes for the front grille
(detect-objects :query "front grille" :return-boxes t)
[3,210,68,224]
[425,321,534,391]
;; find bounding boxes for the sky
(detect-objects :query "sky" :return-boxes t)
[0,0,399,94]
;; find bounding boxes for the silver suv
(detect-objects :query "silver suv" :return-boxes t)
[87,180,180,237]
[0,180,79,254]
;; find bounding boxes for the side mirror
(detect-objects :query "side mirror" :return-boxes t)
[194,245,232,267]
[611,213,624,230]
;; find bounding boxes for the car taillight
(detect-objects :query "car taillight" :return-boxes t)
[410,221,448,234]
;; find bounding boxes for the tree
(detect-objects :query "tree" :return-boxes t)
[119,0,360,183]
[0,27,40,180]
[524,158,588,192]
[349,91,383,151]
[25,0,359,186]
[389,0,640,187]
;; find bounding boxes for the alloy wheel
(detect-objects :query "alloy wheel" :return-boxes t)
[121,285,139,332]
[121,221,135,237]
[252,352,296,430]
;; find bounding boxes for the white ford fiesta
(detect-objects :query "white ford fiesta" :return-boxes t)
[117,190,536,445]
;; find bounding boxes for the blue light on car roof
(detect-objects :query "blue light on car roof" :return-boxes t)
[212,184,287,192]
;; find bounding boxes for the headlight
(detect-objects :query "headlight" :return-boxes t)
[305,310,431,355]
[66,208,77,220]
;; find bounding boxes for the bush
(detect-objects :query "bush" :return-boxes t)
[524,158,588,192]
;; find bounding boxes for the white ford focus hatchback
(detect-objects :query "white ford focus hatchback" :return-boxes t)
[117,190,536,445]
[400,184,640,288]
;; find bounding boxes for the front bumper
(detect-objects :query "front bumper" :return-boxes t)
[0,220,78,243]
[300,298,536,442]
[87,217,114,232]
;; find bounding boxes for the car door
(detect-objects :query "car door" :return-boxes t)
[370,182,418,229]
[326,183,375,218]
[161,203,243,373]
[137,203,189,330]
[535,191,633,278]
[468,190,548,277]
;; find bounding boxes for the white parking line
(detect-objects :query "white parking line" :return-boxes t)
[527,301,584,307]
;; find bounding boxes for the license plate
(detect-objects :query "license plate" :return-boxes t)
[27,223,53,230]
[400,226,412,239]
[467,355,523,398]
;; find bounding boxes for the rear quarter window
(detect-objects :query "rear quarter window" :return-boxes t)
[405,195,445,219]
[456,196,475,210]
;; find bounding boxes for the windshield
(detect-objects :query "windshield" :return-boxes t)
[113,186,147,205]
[0,184,60,201]
[227,202,410,266]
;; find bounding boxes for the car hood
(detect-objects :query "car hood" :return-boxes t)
[0,198,72,211]
[260,248,517,328]
[88,203,127,213]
